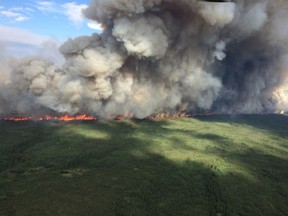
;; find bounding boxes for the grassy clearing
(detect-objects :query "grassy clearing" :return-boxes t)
[0,114,287,216]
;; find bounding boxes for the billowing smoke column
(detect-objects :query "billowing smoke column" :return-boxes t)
[1,0,288,119]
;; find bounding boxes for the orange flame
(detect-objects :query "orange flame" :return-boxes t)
[1,117,33,121]
[0,114,96,122]
[51,114,96,121]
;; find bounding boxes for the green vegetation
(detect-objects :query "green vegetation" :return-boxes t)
[0,114,288,216]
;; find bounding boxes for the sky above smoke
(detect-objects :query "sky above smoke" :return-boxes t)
[0,0,288,118]
[0,0,102,58]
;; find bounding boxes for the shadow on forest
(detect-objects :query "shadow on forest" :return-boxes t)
[0,118,288,216]
[194,114,288,137]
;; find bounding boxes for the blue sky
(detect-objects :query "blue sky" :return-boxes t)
[0,0,102,56]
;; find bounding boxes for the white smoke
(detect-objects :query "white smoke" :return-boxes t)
[113,15,168,58]
[198,2,235,27]
[1,0,288,118]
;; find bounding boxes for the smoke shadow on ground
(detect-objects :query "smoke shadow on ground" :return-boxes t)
[0,117,288,216]
[194,114,288,138]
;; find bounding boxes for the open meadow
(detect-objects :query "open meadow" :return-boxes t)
[0,115,288,216]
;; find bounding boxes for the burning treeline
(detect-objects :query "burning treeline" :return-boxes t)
[0,0,288,119]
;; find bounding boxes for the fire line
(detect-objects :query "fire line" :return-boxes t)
[0,115,96,122]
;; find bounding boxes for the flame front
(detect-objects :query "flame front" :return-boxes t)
[0,117,33,121]
[0,114,96,122]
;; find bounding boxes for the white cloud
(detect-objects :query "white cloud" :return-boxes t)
[1,11,20,17]
[15,16,30,22]
[36,1,60,13]
[10,7,34,13]
[35,1,88,28]
[0,10,30,22]
[63,2,88,28]
[0,25,50,46]
[25,7,35,13]
[87,21,103,31]
[10,7,24,11]
[1,32,63,63]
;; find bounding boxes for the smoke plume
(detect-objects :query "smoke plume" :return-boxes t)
[1,0,288,118]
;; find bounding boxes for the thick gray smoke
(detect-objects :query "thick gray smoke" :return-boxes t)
[1,0,288,118]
